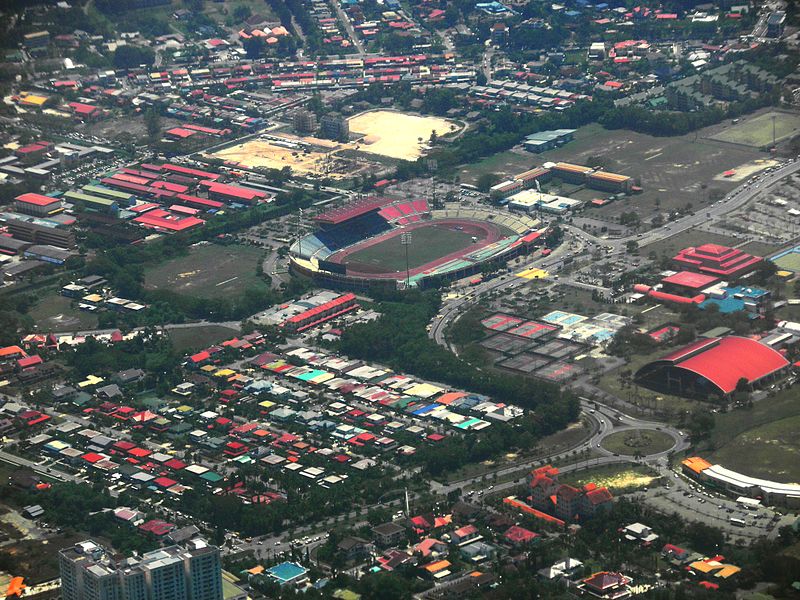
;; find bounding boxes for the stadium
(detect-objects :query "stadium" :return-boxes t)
[634,336,790,399]
[289,197,545,291]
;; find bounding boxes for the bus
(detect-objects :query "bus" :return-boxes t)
[736,497,761,509]
[729,517,746,527]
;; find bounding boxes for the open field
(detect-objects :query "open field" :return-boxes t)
[342,223,480,273]
[641,228,739,259]
[459,149,536,184]
[771,246,800,272]
[564,464,660,494]
[144,244,267,299]
[708,416,800,483]
[708,111,800,148]
[601,429,675,456]
[168,325,239,352]
[738,239,783,257]
[704,388,800,482]
[473,122,766,219]
[28,294,99,332]
[209,135,372,179]
[348,110,460,160]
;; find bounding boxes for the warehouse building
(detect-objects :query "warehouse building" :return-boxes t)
[81,184,136,206]
[200,181,268,204]
[523,129,575,153]
[507,189,582,214]
[587,170,633,193]
[64,191,119,215]
[14,193,63,217]
[283,293,359,333]
[549,162,594,184]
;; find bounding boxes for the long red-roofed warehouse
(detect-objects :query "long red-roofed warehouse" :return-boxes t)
[634,336,789,398]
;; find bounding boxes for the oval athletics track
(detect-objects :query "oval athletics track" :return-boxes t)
[326,218,511,278]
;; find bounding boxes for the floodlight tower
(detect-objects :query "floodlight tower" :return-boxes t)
[401,232,412,288]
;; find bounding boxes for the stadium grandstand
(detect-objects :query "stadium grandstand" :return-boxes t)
[634,336,789,399]
[290,198,545,291]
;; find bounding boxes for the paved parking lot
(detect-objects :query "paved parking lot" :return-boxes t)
[636,468,796,543]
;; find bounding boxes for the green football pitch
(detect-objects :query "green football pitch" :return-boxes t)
[342,224,479,273]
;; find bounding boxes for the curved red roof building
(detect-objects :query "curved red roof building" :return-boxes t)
[635,336,789,398]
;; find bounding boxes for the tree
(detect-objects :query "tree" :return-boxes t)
[476,172,501,192]
[113,45,155,69]
[626,240,639,254]
[144,109,161,142]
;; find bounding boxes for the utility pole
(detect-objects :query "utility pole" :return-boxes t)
[401,232,412,288]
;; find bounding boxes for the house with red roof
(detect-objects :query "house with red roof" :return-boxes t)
[578,571,633,599]
[504,525,539,545]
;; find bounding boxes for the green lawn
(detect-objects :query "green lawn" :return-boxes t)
[144,244,267,299]
[709,112,800,148]
[168,325,239,352]
[343,225,480,273]
[707,407,800,482]
[601,429,675,456]
[642,229,739,260]
[28,294,99,332]
[772,250,800,272]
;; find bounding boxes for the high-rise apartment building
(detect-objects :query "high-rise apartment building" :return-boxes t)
[59,538,223,600]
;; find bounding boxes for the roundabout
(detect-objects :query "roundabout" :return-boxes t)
[600,429,676,457]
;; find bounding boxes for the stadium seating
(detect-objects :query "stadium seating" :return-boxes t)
[315,210,392,250]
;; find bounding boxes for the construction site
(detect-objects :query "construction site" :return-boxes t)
[207,133,379,180]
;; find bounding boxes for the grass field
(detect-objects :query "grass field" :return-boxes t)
[348,110,460,160]
[342,224,479,273]
[462,122,765,219]
[642,228,739,259]
[601,429,675,456]
[709,112,800,148]
[709,415,800,482]
[738,240,783,257]
[771,248,800,272]
[168,325,239,352]
[144,244,267,299]
[705,388,800,482]
[28,294,99,332]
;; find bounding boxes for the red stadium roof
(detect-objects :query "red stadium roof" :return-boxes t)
[315,196,393,225]
[644,336,789,395]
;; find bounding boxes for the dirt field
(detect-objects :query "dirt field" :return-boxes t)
[348,110,461,160]
[209,135,370,179]
[144,243,268,299]
[566,465,660,493]
[708,111,800,148]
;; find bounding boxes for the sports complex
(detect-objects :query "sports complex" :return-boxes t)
[289,197,545,291]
